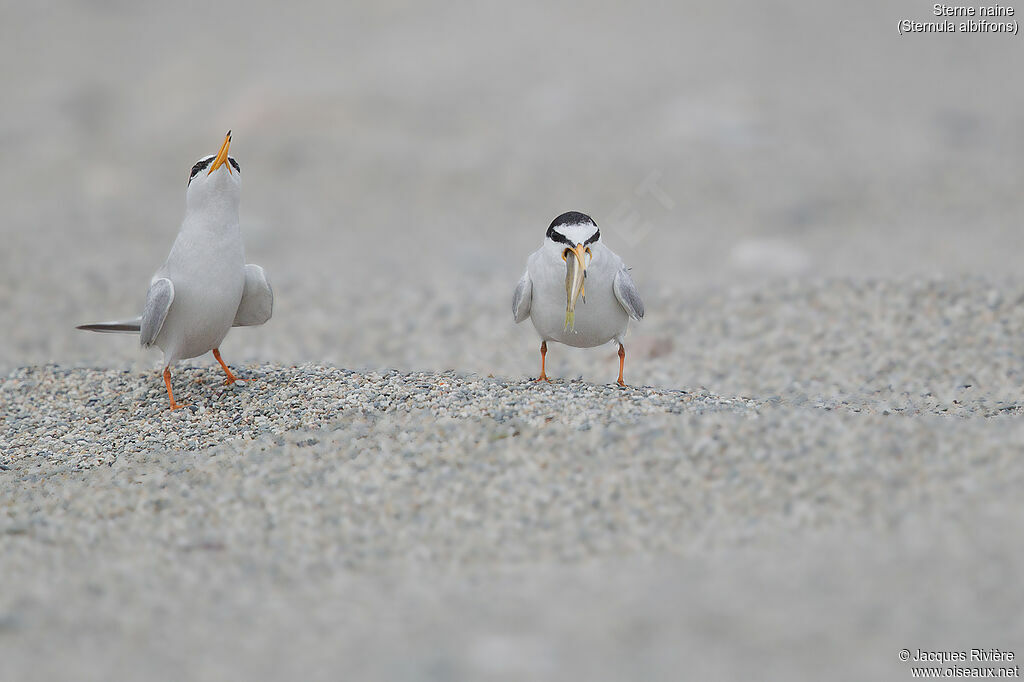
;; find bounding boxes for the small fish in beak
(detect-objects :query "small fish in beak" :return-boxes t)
[564,243,591,331]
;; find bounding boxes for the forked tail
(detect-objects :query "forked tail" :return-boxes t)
[76,317,142,334]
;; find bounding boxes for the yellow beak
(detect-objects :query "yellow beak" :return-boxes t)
[566,243,589,273]
[208,130,233,175]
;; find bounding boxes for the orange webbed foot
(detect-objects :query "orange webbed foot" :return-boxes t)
[616,344,626,388]
[212,348,240,386]
[536,342,550,384]
[163,367,190,411]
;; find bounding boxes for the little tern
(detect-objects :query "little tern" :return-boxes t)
[78,131,273,410]
[512,211,644,386]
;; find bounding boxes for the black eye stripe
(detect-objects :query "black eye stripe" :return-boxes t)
[188,157,214,184]
[546,227,600,246]
[187,156,241,185]
[546,228,574,246]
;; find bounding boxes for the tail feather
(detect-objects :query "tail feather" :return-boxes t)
[76,317,142,334]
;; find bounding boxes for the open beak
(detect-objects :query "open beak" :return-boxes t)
[207,130,233,175]
[563,243,590,332]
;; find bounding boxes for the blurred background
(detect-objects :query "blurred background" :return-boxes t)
[4,5,1024,679]
[1,0,1022,384]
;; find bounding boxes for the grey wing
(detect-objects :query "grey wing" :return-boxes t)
[233,264,274,327]
[140,277,174,347]
[613,267,644,320]
[512,270,533,323]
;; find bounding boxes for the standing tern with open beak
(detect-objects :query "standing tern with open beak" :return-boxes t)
[78,131,273,410]
[513,211,644,386]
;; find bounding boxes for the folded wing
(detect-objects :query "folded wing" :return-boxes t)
[233,264,274,327]
[613,267,644,320]
[140,277,175,347]
[512,270,533,322]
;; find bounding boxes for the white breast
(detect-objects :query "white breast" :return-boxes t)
[155,223,246,363]
[526,243,630,348]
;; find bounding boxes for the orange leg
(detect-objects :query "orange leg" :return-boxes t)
[537,341,550,382]
[163,367,188,410]
[616,344,626,387]
[212,348,239,385]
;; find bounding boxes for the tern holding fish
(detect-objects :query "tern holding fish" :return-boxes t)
[77,131,273,410]
[512,211,644,386]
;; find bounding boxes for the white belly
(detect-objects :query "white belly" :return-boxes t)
[157,283,242,361]
[529,271,629,348]
[155,229,245,363]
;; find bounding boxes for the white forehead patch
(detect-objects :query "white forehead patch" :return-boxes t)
[554,222,599,245]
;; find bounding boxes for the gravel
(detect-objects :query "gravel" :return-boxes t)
[5,278,1024,681]
[1,365,759,470]
[3,395,1024,681]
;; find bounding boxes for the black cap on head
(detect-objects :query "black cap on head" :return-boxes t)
[546,211,600,246]
[549,211,596,231]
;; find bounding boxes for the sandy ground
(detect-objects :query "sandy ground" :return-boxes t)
[2,1,1024,680]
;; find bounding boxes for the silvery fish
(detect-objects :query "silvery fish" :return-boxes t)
[564,246,588,331]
